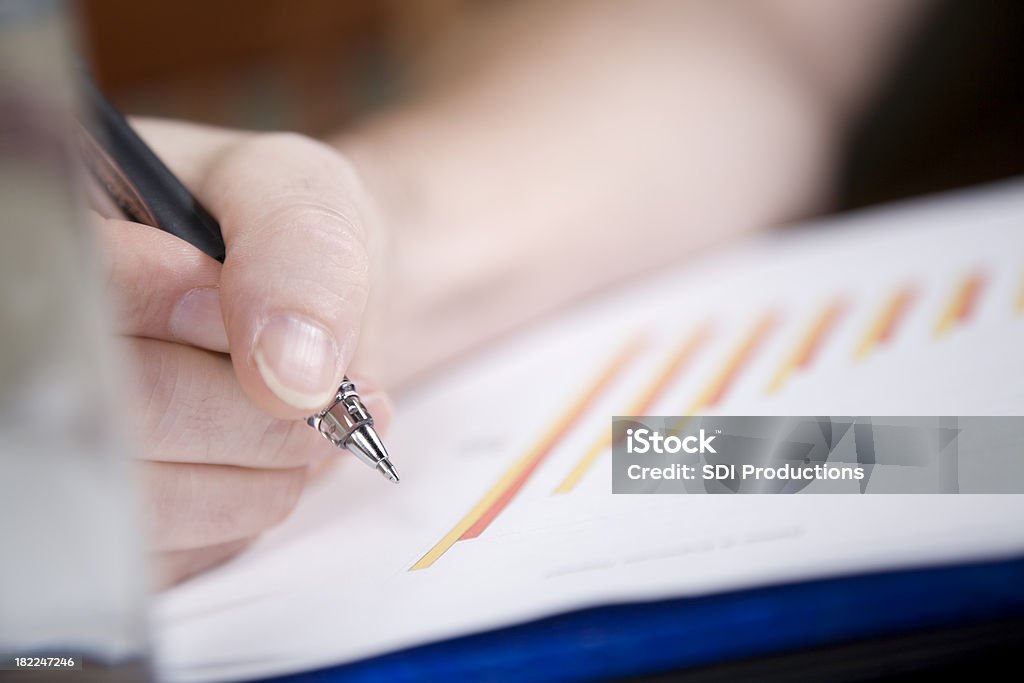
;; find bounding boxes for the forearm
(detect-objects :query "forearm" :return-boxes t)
[335,0,929,387]
[748,0,931,120]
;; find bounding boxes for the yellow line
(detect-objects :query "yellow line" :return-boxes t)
[933,295,960,337]
[409,337,643,570]
[766,300,843,395]
[934,273,983,338]
[685,312,776,415]
[664,316,773,439]
[553,326,710,494]
[853,287,912,360]
[1017,271,1024,314]
[554,432,613,495]
[767,356,799,396]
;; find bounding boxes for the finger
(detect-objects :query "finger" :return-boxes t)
[142,461,306,551]
[97,218,228,352]
[130,339,392,468]
[360,386,393,435]
[155,539,253,588]
[199,133,377,418]
[130,118,247,189]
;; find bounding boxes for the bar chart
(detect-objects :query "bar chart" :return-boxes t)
[411,261,1018,570]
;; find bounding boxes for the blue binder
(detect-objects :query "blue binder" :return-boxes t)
[266,555,1024,682]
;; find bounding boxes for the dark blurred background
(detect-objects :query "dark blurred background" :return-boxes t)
[78,0,1023,213]
[840,0,1023,210]
[77,0,459,134]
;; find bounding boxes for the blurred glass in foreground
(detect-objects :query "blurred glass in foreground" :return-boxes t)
[0,0,149,679]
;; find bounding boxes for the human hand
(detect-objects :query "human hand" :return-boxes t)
[328,1,925,388]
[93,119,392,587]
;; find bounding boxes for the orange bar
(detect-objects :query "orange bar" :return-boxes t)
[854,286,915,360]
[686,313,777,414]
[767,299,845,394]
[1018,270,1024,314]
[934,272,985,337]
[409,337,644,570]
[553,324,712,494]
[462,336,646,538]
[628,325,713,415]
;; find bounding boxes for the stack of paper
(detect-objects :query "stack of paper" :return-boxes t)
[154,180,1024,682]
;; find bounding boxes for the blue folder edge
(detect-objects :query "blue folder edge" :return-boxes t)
[265,554,1024,683]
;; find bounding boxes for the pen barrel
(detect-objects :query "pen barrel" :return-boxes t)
[76,71,227,263]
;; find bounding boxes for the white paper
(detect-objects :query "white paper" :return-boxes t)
[153,179,1024,682]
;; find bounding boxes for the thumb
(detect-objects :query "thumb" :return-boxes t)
[202,133,378,418]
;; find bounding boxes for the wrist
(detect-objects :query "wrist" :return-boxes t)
[329,1,852,386]
[737,0,930,126]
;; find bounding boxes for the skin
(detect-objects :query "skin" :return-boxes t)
[97,0,927,586]
[96,128,392,586]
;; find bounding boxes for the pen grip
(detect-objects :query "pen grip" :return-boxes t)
[77,73,226,263]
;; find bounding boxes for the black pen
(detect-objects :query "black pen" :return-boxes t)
[75,71,399,483]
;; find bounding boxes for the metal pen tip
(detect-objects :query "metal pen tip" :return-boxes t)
[307,379,398,483]
[346,422,399,483]
[377,458,400,484]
